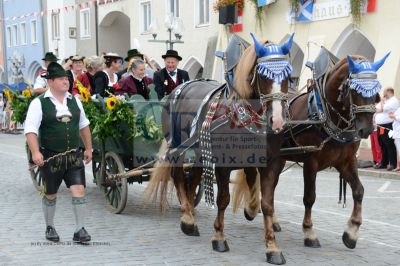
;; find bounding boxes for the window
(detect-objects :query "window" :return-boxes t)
[52,13,60,40]
[167,0,179,17]
[6,26,11,47]
[12,24,18,46]
[20,22,27,45]
[30,20,38,43]
[196,0,210,26]
[140,1,152,33]
[80,9,91,38]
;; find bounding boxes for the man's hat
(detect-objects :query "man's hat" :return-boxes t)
[71,55,85,62]
[41,62,68,79]
[42,52,59,62]
[162,50,182,61]
[125,49,143,61]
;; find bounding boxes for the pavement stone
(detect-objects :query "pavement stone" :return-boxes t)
[1,133,400,265]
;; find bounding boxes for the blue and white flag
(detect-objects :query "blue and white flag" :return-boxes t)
[295,0,314,22]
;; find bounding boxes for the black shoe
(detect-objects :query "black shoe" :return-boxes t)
[73,227,91,243]
[374,163,387,169]
[45,226,60,242]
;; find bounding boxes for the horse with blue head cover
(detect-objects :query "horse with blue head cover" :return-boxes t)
[232,51,389,264]
[145,33,295,265]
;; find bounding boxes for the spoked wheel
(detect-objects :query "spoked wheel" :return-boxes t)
[91,150,102,189]
[26,145,43,191]
[100,151,128,214]
[193,180,204,207]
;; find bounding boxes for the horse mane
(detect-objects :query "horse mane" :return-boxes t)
[233,41,268,99]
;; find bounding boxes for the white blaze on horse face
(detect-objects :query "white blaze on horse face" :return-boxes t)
[271,82,284,131]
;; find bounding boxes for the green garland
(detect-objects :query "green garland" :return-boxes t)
[10,95,35,124]
[350,0,364,25]
[248,0,265,28]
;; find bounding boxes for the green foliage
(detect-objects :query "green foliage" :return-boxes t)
[350,0,364,25]
[10,94,37,124]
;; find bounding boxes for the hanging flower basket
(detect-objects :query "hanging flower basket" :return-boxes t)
[219,4,238,25]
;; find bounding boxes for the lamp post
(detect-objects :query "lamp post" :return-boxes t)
[148,14,184,50]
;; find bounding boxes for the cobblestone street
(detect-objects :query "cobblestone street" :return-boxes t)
[1,133,399,265]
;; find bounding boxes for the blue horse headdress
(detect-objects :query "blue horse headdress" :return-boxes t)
[347,52,390,98]
[250,33,294,84]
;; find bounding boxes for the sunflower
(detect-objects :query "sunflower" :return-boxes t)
[3,89,13,101]
[22,89,32,98]
[81,89,90,103]
[106,96,117,111]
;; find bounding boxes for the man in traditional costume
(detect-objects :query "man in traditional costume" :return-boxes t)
[153,50,189,100]
[24,62,93,243]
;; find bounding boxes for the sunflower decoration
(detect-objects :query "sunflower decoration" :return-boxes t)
[21,89,32,98]
[75,80,91,103]
[3,88,14,101]
[106,96,117,111]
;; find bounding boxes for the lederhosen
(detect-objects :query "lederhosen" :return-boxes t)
[39,95,86,195]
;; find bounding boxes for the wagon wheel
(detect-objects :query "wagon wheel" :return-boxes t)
[100,151,128,214]
[26,145,43,191]
[91,150,102,189]
[193,180,204,207]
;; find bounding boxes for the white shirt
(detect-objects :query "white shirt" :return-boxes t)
[392,108,400,139]
[104,70,118,86]
[24,89,90,135]
[168,70,178,83]
[375,96,399,125]
[33,68,47,89]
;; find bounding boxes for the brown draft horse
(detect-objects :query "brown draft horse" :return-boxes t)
[233,51,388,263]
[145,34,295,265]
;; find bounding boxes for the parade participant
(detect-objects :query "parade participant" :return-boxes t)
[118,49,158,79]
[33,52,59,95]
[375,87,399,170]
[67,55,85,93]
[389,103,400,171]
[153,50,189,100]
[24,62,93,243]
[115,59,153,99]
[94,53,122,97]
[72,56,104,96]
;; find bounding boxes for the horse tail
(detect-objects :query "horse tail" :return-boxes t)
[232,169,260,216]
[144,139,173,212]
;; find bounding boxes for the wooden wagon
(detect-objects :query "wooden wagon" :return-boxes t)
[28,86,204,214]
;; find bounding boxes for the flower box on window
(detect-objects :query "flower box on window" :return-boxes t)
[219,4,238,25]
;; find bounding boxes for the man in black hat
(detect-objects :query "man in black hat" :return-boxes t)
[117,49,158,79]
[24,62,93,243]
[33,52,59,95]
[153,50,189,100]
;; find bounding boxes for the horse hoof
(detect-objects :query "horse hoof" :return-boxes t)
[273,223,282,232]
[266,251,286,265]
[212,240,230,252]
[244,209,255,221]
[180,222,200,236]
[304,238,321,248]
[342,232,357,249]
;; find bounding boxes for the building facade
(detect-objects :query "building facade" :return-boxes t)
[0,1,5,83]
[224,0,400,93]
[45,0,77,63]
[3,0,45,84]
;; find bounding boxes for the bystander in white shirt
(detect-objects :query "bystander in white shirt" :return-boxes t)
[375,96,399,125]
[24,89,89,136]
